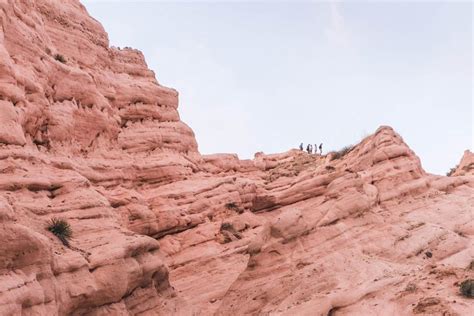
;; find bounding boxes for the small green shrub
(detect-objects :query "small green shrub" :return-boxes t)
[47,218,72,247]
[330,145,354,161]
[460,279,474,298]
[54,54,67,64]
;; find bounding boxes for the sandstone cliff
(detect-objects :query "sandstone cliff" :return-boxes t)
[0,1,473,315]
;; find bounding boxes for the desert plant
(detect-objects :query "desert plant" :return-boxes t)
[47,218,72,247]
[220,222,233,231]
[225,202,243,214]
[219,222,242,243]
[54,53,66,64]
[330,145,354,161]
[225,202,238,210]
[446,166,458,176]
[460,279,474,298]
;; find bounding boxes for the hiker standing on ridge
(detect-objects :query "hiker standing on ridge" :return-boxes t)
[314,144,318,155]
[319,143,323,154]
[299,143,304,151]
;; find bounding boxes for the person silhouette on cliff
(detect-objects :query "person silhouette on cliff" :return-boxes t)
[306,144,311,154]
[319,143,323,154]
[314,144,318,155]
[299,143,304,151]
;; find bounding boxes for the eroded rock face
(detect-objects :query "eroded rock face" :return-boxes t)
[0,0,197,155]
[162,128,473,316]
[0,1,473,315]
[0,0,194,314]
[452,150,474,177]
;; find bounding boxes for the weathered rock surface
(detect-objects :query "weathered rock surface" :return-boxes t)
[0,1,473,315]
[452,150,474,177]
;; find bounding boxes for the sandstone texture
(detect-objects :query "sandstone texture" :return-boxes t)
[0,1,473,315]
[452,150,474,177]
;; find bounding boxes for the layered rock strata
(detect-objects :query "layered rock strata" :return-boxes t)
[452,150,474,177]
[0,1,472,315]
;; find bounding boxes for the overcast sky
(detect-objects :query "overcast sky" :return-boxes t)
[83,0,472,175]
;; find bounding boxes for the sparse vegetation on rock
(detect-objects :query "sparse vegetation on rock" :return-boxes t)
[325,165,335,171]
[219,222,242,243]
[47,218,72,247]
[54,53,66,63]
[446,165,458,176]
[225,202,243,213]
[459,279,474,298]
[330,145,354,161]
[225,202,237,209]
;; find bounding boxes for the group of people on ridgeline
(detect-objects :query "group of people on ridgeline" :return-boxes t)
[299,142,323,155]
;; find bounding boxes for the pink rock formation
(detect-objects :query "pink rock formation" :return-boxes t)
[451,150,474,177]
[0,1,473,315]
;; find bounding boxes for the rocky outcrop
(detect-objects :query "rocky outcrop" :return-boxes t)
[0,0,197,155]
[451,150,474,177]
[0,1,473,315]
[161,127,474,316]
[0,0,195,314]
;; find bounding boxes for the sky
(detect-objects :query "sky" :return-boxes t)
[83,0,473,175]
